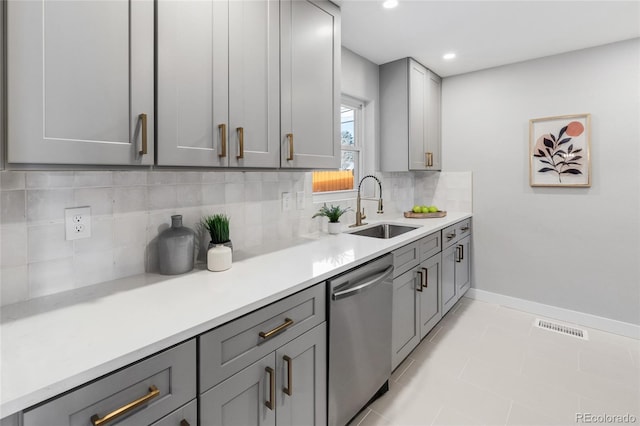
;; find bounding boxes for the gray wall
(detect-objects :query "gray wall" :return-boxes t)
[341,47,379,173]
[442,38,640,325]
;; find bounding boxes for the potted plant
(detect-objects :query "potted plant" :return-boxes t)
[202,214,232,271]
[312,204,351,234]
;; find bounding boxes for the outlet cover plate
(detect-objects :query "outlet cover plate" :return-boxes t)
[65,207,92,240]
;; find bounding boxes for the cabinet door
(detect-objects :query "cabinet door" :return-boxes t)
[408,60,441,171]
[200,353,277,426]
[455,236,471,297]
[441,243,458,315]
[228,0,280,168]
[157,0,229,166]
[419,254,441,340]
[276,324,327,426]
[7,0,153,165]
[391,268,420,370]
[281,0,340,168]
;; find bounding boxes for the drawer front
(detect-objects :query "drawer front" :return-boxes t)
[24,340,196,426]
[150,399,196,426]
[199,283,325,392]
[418,231,441,262]
[392,241,419,278]
[442,223,459,248]
[456,219,472,239]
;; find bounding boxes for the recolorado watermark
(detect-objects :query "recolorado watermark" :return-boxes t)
[576,413,637,423]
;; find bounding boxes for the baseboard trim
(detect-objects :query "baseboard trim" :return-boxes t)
[465,288,640,340]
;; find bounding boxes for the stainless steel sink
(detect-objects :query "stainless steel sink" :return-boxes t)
[348,223,419,239]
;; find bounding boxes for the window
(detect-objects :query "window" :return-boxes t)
[313,100,363,193]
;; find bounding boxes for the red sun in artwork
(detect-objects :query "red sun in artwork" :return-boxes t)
[565,121,584,137]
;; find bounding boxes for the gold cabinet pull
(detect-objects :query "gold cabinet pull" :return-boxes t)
[218,124,227,158]
[265,367,275,410]
[422,267,429,288]
[425,152,433,167]
[416,270,424,292]
[283,355,293,396]
[138,113,148,155]
[259,318,294,340]
[236,127,244,159]
[180,421,190,426]
[90,385,160,426]
[286,133,294,161]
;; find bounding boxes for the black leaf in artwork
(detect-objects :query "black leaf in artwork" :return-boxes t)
[546,147,553,156]
[568,144,573,154]
[571,156,583,161]
[573,148,583,154]
[558,126,568,139]
[540,159,552,165]
[538,167,555,173]
[558,138,571,145]
[543,138,554,148]
[550,133,557,142]
[538,149,546,156]
[561,169,582,175]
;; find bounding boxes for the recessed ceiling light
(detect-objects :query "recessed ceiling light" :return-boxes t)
[382,0,398,9]
[443,52,457,60]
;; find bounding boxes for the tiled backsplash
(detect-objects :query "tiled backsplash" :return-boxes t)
[0,170,471,306]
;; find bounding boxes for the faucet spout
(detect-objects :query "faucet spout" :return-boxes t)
[350,175,384,228]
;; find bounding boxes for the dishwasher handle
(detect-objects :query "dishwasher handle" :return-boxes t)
[332,265,394,301]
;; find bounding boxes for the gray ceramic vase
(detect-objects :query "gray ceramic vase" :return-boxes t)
[158,215,195,275]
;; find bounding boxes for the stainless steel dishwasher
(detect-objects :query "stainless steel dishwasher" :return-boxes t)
[328,254,394,426]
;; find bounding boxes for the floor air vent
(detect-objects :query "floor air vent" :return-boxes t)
[535,319,588,340]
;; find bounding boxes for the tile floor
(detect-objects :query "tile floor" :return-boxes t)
[351,297,640,426]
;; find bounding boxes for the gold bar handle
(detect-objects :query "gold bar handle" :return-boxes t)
[425,152,433,167]
[283,355,292,396]
[286,133,294,161]
[180,421,190,426]
[265,367,275,410]
[421,267,429,288]
[259,318,294,340]
[90,385,160,426]
[138,113,147,155]
[416,270,424,292]
[218,124,227,158]
[236,127,244,159]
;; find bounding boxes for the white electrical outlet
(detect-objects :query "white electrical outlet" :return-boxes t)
[282,192,292,211]
[65,207,92,241]
[296,191,305,210]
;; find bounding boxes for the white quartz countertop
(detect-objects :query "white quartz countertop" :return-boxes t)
[0,212,471,417]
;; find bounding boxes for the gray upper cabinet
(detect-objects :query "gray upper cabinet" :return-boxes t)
[380,58,442,172]
[7,0,154,165]
[157,0,280,168]
[280,0,341,169]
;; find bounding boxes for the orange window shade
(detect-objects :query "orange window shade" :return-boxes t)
[312,170,354,192]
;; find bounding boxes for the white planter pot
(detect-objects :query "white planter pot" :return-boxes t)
[207,244,232,271]
[327,222,342,235]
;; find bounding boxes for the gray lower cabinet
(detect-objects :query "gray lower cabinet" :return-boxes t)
[391,232,443,370]
[22,340,196,426]
[200,323,327,426]
[442,234,472,315]
[151,400,197,426]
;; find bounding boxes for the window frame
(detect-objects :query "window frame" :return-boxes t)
[312,96,365,202]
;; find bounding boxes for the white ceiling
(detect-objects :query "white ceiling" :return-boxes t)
[339,0,640,77]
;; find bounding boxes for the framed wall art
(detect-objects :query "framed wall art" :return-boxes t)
[529,114,591,187]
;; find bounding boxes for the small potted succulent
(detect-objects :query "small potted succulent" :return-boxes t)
[202,214,232,271]
[312,204,351,234]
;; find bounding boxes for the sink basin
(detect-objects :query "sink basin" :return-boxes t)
[348,223,419,239]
